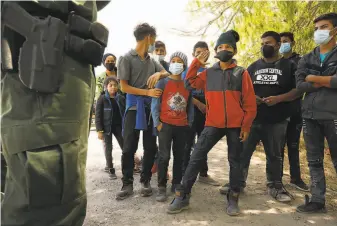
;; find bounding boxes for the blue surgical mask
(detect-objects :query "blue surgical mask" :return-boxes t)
[148,43,155,53]
[314,29,332,45]
[279,43,291,54]
[169,63,184,75]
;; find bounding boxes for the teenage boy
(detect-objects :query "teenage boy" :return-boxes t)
[153,41,169,71]
[116,23,169,200]
[168,30,256,216]
[296,13,337,214]
[278,32,309,191]
[241,31,300,203]
[182,41,219,186]
[151,51,194,202]
[95,77,125,179]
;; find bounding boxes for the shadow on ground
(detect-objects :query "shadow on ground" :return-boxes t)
[84,132,337,226]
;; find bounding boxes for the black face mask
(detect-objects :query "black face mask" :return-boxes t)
[214,50,234,62]
[261,45,276,58]
[105,63,115,71]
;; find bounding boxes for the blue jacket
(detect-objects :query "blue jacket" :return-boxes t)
[124,94,152,131]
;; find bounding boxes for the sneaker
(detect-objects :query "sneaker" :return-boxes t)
[226,191,240,216]
[296,195,327,214]
[220,183,230,195]
[198,175,220,186]
[156,187,167,202]
[220,183,244,195]
[289,180,309,192]
[268,186,293,203]
[107,168,117,180]
[167,191,190,214]
[140,181,153,197]
[116,184,133,200]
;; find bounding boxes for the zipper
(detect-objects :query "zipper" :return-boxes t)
[223,69,228,128]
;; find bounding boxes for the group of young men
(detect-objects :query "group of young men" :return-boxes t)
[95,12,337,216]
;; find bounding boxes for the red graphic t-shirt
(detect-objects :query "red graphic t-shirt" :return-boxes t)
[160,79,190,126]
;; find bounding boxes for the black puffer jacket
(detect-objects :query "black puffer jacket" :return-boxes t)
[95,92,125,134]
[296,46,337,120]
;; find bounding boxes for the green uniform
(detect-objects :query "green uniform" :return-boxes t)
[1,1,110,225]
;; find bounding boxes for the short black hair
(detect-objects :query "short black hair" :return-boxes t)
[280,32,294,42]
[104,76,118,88]
[193,41,209,54]
[314,13,337,27]
[133,23,156,41]
[261,31,281,43]
[155,41,166,50]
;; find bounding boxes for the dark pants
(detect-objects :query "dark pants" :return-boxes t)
[281,113,302,182]
[158,123,188,187]
[241,120,288,189]
[183,108,207,176]
[122,110,157,185]
[303,119,337,204]
[103,125,124,170]
[182,127,243,193]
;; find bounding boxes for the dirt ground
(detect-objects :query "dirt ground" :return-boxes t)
[84,131,337,226]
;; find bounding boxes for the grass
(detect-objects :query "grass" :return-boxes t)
[255,135,337,211]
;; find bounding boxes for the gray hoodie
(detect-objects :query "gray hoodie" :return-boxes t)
[296,45,337,120]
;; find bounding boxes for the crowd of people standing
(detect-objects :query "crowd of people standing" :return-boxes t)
[94,12,337,216]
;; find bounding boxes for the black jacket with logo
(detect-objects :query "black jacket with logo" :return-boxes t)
[296,46,337,120]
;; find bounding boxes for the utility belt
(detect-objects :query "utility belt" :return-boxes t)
[1,2,109,93]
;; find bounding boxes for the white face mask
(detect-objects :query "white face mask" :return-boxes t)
[153,54,165,62]
[314,29,333,45]
[169,63,184,75]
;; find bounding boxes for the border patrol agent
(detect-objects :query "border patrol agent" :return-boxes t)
[1,1,110,225]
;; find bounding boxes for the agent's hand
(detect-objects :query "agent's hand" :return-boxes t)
[147,72,162,88]
[196,50,210,65]
[240,130,249,142]
[98,132,104,140]
[157,123,163,132]
[147,88,163,98]
[263,96,281,106]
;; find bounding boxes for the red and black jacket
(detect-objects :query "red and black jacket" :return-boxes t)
[185,58,257,132]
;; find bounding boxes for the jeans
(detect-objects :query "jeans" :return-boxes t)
[121,110,157,185]
[303,119,337,204]
[157,123,188,187]
[183,108,207,176]
[241,120,288,189]
[103,125,123,170]
[182,127,243,193]
[281,113,303,182]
